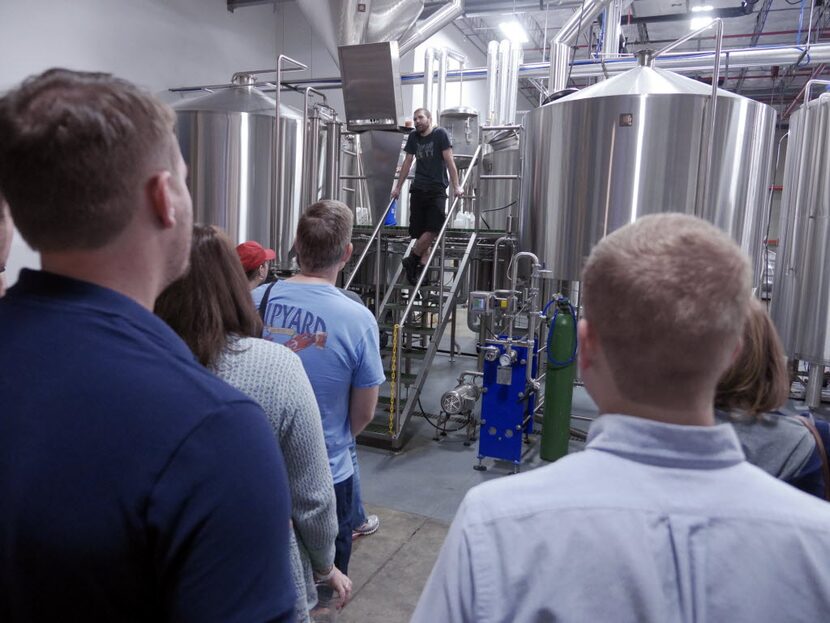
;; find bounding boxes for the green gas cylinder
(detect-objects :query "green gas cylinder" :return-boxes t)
[541,299,577,462]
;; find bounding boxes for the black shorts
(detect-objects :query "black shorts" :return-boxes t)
[409,188,447,239]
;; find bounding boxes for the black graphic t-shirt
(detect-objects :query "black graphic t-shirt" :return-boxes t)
[404,127,452,193]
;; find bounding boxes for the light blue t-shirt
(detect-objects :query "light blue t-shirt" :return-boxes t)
[258,280,385,484]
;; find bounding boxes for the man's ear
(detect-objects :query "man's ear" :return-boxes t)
[577,318,594,375]
[342,242,354,264]
[147,171,176,229]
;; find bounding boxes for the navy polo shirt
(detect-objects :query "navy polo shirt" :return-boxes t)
[0,270,296,622]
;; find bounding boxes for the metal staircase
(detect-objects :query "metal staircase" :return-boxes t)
[344,145,482,449]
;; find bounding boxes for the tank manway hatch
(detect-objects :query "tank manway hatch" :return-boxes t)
[338,42,404,132]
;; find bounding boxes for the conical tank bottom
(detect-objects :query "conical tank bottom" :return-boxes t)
[360,129,405,224]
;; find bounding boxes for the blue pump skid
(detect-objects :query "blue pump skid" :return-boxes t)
[478,340,537,466]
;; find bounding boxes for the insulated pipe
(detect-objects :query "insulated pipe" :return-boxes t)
[497,40,511,125]
[506,41,523,124]
[486,41,499,125]
[601,0,623,59]
[399,0,464,57]
[549,0,614,92]
[423,47,435,112]
[437,48,449,115]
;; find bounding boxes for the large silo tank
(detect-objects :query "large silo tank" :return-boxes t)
[770,95,830,363]
[479,130,519,232]
[519,61,776,281]
[173,76,304,270]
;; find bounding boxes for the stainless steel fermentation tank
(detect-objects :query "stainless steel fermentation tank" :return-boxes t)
[519,62,777,281]
[174,77,304,269]
[479,130,518,233]
[770,93,830,365]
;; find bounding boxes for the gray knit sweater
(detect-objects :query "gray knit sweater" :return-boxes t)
[215,336,337,622]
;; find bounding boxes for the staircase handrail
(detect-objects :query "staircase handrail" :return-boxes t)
[344,198,396,290]
[399,144,482,328]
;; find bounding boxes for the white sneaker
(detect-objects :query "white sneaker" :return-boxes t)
[352,514,380,538]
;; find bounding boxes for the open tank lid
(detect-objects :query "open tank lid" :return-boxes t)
[556,65,745,103]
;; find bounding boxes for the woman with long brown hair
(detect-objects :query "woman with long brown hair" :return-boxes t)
[155,225,351,620]
[715,297,826,498]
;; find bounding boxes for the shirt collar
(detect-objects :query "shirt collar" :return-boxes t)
[586,413,745,469]
[8,269,195,361]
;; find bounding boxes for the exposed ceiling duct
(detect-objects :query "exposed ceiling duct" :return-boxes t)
[295,0,424,65]
[549,0,614,92]
[398,0,464,56]
[294,0,464,64]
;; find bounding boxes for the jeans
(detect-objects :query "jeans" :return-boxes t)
[350,443,367,527]
[333,476,354,574]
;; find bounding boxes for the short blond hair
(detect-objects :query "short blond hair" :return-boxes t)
[716,298,789,416]
[294,200,353,272]
[582,213,751,406]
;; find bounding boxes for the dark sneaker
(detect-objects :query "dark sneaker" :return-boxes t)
[402,255,419,285]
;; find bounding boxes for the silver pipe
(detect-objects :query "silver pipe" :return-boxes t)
[480,174,520,179]
[274,55,308,260]
[549,0,614,92]
[486,41,499,125]
[301,87,328,209]
[802,79,830,109]
[174,44,830,96]
[437,48,449,115]
[324,119,341,201]
[806,364,824,410]
[446,49,467,107]
[506,41,523,124]
[497,40,510,125]
[506,252,540,355]
[492,236,511,290]
[482,124,522,131]
[601,0,623,60]
[399,0,464,57]
[424,47,435,111]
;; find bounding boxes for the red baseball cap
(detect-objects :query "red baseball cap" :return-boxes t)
[236,241,276,272]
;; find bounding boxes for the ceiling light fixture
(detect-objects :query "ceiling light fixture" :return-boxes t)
[499,21,529,44]
[691,5,714,12]
[690,15,715,31]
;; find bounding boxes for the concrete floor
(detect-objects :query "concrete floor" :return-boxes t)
[338,506,448,623]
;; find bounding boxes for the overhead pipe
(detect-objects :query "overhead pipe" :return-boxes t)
[625,4,753,24]
[497,40,511,124]
[201,44,830,94]
[437,48,449,114]
[423,47,436,111]
[506,41,523,123]
[486,41,499,125]
[601,0,623,59]
[399,0,464,57]
[549,0,614,92]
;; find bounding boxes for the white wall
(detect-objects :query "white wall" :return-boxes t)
[0,0,280,286]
